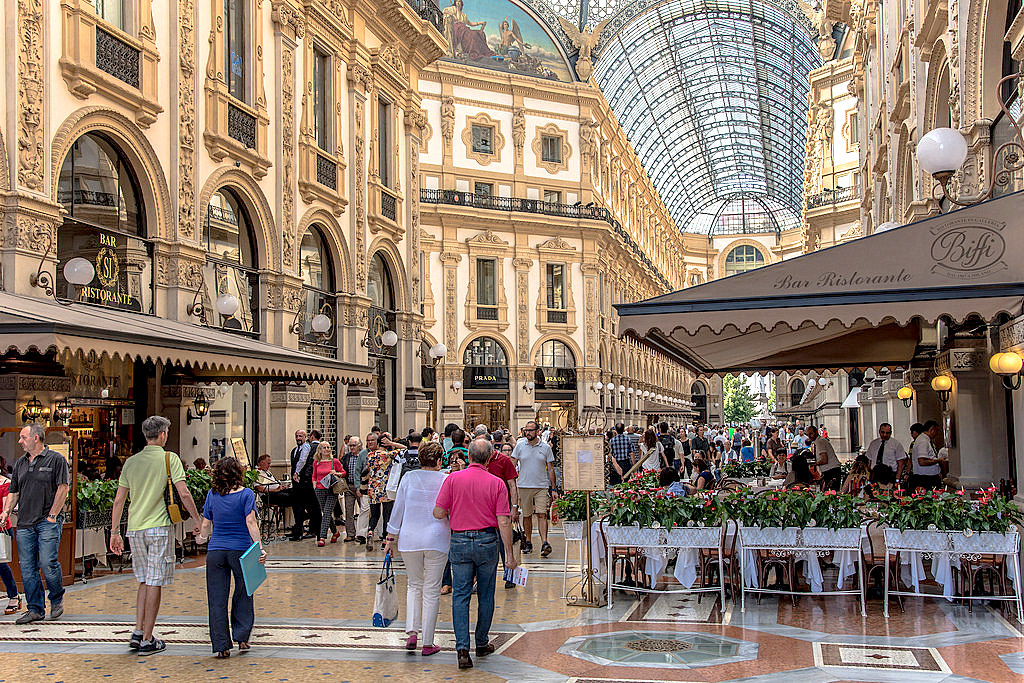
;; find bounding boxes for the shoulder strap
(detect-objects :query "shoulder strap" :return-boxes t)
[165,452,177,503]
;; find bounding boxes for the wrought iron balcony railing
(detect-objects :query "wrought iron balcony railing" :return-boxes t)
[96,27,140,89]
[227,103,257,149]
[317,153,338,191]
[805,185,859,209]
[421,189,672,290]
[381,189,398,222]
[404,0,444,32]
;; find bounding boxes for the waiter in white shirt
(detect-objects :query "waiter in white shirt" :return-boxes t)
[909,420,944,491]
[865,423,908,485]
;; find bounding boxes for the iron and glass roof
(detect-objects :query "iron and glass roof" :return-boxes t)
[529,0,819,233]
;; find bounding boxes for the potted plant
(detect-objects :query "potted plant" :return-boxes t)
[801,491,864,547]
[76,479,121,529]
[663,495,723,547]
[879,488,1023,553]
[724,490,863,548]
[603,487,661,545]
[721,460,772,480]
[554,490,589,541]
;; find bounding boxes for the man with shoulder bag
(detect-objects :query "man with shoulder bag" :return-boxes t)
[109,416,201,656]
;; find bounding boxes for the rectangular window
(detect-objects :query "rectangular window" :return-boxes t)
[543,189,562,203]
[378,97,392,188]
[313,45,330,152]
[546,263,565,310]
[476,258,496,307]
[471,125,493,154]
[541,135,562,163]
[225,0,246,101]
[474,181,493,196]
[598,271,606,329]
[96,0,128,31]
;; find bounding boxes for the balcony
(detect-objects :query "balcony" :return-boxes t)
[381,189,398,222]
[316,153,338,191]
[805,186,859,209]
[95,27,140,89]
[403,0,444,32]
[227,103,258,150]
[421,189,672,290]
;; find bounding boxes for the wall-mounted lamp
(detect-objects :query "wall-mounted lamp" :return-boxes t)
[186,393,210,425]
[191,284,239,326]
[362,326,398,349]
[418,342,447,367]
[990,351,1023,390]
[931,374,953,410]
[618,384,626,393]
[450,380,462,394]
[53,397,73,423]
[29,229,95,305]
[896,385,914,408]
[592,381,604,393]
[21,396,44,423]
[523,380,535,394]
[292,303,334,341]
[627,387,634,395]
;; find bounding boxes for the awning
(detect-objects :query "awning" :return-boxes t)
[840,387,861,409]
[773,379,828,416]
[0,292,371,384]
[617,191,1024,374]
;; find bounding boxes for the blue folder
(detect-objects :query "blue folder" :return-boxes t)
[240,542,266,596]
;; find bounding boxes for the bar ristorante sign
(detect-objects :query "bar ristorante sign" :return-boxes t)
[58,221,149,312]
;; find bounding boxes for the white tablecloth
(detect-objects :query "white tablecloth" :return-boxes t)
[590,521,705,589]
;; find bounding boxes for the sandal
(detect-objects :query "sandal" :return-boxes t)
[238,642,250,651]
[216,650,231,659]
[4,596,21,616]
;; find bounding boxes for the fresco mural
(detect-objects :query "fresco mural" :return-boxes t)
[441,0,574,81]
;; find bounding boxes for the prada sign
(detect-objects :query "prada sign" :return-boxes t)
[534,367,576,390]
[464,366,509,389]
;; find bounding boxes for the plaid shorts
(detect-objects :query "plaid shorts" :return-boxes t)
[127,525,175,586]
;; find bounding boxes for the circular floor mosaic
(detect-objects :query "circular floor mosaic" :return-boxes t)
[559,630,758,669]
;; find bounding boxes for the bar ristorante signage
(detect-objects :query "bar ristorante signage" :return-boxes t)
[58,221,149,312]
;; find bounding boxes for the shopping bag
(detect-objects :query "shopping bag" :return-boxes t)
[372,553,398,627]
[384,461,402,501]
[0,531,11,563]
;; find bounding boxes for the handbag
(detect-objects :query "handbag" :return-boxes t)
[165,452,189,524]
[384,460,402,501]
[0,530,11,564]
[372,553,398,627]
[332,477,350,495]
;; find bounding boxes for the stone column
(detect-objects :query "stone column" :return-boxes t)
[346,384,379,442]
[510,366,535,433]
[438,365,464,427]
[269,382,311,468]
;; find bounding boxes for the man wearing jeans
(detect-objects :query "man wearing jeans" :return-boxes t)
[433,439,517,670]
[0,424,69,625]
[110,416,201,655]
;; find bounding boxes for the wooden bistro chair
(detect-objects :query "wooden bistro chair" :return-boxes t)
[698,517,740,603]
[862,518,902,611]
[599,517,649,594]
[957,550,1009,615]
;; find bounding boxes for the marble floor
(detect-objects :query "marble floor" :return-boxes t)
[0,529,1021,682]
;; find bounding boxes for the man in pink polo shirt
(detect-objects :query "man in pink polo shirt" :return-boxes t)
[433,439,517,670]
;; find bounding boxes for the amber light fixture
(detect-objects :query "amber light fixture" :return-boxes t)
[931,374,953,410]
[990,351,1024,390]
[896,385,914,408]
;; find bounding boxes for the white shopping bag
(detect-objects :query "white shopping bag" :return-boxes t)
[0,532,10,563]
[372,553,398,627]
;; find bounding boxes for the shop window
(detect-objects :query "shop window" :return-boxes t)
[724,245,765,276]
[298,226,336,355]
[471,124,494,155]
[463,337,509,392]
[312,45,331,152]
[546,263,567,324]
[476,257,498,320]
[474,181,494,196]
[541,135,561,164]
[202,188,260,334]
[464,336,506,365]
[536,339,574,368]
[225,0,248,102]
[56,132,154,312]
[368,252,395,311]
[543,189,562,203]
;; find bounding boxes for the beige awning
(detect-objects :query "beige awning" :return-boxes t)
[0,292,371,384]
[618,191,1024,374]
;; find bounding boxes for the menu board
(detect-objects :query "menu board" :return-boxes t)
[231,437,250,468]
[560,435,606,491]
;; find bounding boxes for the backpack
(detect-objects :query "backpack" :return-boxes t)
[657,433,676,462]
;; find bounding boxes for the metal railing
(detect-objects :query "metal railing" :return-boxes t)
[227,103,257,149]
[403,0,444,32]
[96,27,140,88]
[317,153,337,190]
[421,189,672,290]
[381,189,397,222]
[806,185,859,209]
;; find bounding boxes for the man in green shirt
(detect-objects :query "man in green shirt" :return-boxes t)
[110,416,200,656]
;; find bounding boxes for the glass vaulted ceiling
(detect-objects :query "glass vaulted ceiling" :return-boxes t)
[587,0,819,233]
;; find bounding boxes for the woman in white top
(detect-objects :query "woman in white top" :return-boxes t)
[383,442,449,657]
[638,428,666,470]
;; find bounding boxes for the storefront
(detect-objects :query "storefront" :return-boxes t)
[534,339,577,430]
[463,337,510,430]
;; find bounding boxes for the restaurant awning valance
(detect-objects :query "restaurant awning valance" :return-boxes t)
[616,191,1024,374]
[0,292,372,384]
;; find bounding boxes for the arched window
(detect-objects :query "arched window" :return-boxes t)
[463,337,507,367]
[56,132,152,311]
[58,132,144,235]
[789,378,806,405]
[202,187,259,333]
[690,381,706,396]
[367,252,394,311]
[535,340,575,368]
[724,245,765,276]
[298,226,336,350]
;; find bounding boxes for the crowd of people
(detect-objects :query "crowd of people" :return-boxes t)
[0,411,955,669]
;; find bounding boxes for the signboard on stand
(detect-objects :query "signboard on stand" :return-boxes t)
[560,435,606,491]
[231,437,250,469]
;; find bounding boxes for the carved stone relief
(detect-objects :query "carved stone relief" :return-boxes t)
[178,0,197,240]
[18,0,45,191]
[513,258,532,364]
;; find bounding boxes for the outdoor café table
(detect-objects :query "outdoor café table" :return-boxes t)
[738,525,867,616]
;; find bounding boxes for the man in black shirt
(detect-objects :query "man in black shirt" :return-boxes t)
[689,425,711,474]
[0,424,69,624]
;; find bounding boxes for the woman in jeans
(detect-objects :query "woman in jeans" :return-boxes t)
[310,442,346,547]
[364,441,394,551]
[0,470,20,614]
[383,442,449,656]
[197,458,264,658]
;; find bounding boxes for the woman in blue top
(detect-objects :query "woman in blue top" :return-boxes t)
[740,439,756,463]
[197,457,264,658]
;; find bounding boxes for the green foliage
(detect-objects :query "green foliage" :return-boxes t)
[722,490,863,530]
[76,479,120,511]
[877,487,1024,533]
[723,374,756,423]
[721,460,772,479]
[184,469,213,505]
[553,490,589,521]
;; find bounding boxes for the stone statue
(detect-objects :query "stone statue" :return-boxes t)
[557,16,610,81]
[798,0,836,60]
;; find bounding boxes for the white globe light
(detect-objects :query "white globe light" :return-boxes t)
[643,390,651,398]
[215,293,239,316]
[381,330,398,347]
[452,380,462,390]
[627,387,634,394]
[311,313,332,334]
[916,127,968,176]
[429,342,447,358]
[807,379,817,387]
[875,221,900,233]
[618,384,626,392]
[594,381,604,391]
[63,257,95,286]
[526,380,535,391]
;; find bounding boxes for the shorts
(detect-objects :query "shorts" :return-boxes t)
[127,525,175,586]
[519,487,550,518]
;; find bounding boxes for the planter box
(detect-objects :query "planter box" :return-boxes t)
[950,530,1019,554]
[739,526,801,547]
[562,520,584,542]
[885,527,1019,555]
[801,527,862,548]
[665,525,720,548]
[77,507,125,529]
[605,525,662,546]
